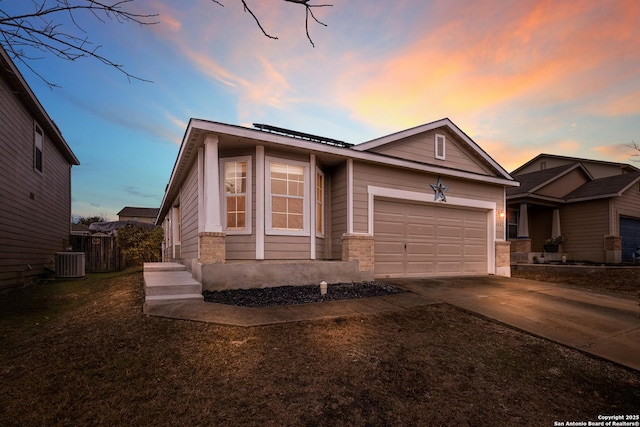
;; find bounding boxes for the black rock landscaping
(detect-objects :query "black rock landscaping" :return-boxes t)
[202,281,406,307]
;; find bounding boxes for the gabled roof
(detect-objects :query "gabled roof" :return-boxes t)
[564,171,640,202]
[117,207,159,218]
[508,154,640,203]
[0,45,79,165]
[157,118,517,223]
[353,118,512,181]
[506,163,592,197]
[511,153,638,175]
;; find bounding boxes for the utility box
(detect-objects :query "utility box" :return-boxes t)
[55,252,86,278]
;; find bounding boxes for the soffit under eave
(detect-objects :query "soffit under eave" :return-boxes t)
[506,193,565,205]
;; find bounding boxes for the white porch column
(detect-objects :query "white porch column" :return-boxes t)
[551,208,561,238]
[310,154,316,260]
[517,201,529,238]
[203,135,222,233]
[256,146,265,260]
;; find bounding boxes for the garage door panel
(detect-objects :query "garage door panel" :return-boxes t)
[437,244,462,256]
[374,199,488,277]
[407,262,435,275]
[407,243,435,255]
[437,226,462,239]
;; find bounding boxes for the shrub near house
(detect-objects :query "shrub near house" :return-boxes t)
[116,225,163,266]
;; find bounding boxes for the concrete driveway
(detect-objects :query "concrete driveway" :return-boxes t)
[383,276,640,371]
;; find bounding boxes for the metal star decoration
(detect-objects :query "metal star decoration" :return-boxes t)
[431,177,448,202]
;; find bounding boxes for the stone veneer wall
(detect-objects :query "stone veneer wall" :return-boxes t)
[199,232,226,264]
[341,234,374,273]
[495,240,511,277]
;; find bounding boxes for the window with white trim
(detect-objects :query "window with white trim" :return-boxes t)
[221,157,252,234]
[34,123,43,173]
[435,133,445,160]
[316,168,324,236]
[266,158,309,235]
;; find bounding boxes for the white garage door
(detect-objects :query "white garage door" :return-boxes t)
[374,199,488,277]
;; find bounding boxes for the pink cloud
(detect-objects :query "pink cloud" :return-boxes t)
[337,0,640,133]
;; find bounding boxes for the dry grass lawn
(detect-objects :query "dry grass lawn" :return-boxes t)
[1,269,639,426]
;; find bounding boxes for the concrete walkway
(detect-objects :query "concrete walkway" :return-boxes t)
[143,274,640,372]
[389,276,640,372]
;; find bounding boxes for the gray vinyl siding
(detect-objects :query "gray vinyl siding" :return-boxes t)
[613,185,640,231]
[179,162,199,260]
[330,163,347,259]
[352,161,506,238]
[0,74,72,291]
[264,235,310,259]
[368,128,493,176]
[562,199,610,262]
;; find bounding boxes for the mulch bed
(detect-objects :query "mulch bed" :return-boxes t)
[203,282,406,307]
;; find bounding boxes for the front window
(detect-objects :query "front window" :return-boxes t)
[266,158,309,235]
[222,157,251,233]
[316,169,324,236]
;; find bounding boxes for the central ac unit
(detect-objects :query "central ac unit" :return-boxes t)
[55,252,86,278]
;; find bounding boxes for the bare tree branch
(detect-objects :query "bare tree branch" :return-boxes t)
[0,0,158,88]
[284,0,332,48]
[0,0,333,88]
[239,0,278,40]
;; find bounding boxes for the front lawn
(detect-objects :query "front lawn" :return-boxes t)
[0,270,638,426]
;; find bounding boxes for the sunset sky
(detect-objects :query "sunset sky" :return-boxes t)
[4,0,640,220]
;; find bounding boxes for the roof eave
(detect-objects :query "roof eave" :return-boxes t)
[0,46,79,166]
[157,119,519,222]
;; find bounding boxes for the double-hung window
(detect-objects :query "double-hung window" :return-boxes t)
[221,157,251,234]
[266,158,309,235]
[316,169,324,237]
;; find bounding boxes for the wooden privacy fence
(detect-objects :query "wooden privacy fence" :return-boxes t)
[70,235,123,273]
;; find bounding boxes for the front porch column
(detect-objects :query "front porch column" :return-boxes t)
[551,208,562,238]
[342,234,374,273]
[203,134,222,233]
[517,201,529,238]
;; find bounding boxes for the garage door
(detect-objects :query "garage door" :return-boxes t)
[620,216,640,262]
[374,199,488,277]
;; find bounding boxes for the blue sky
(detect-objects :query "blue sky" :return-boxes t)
[4,0,640,220]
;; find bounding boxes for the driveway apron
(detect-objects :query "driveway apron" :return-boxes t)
[383,276,640,372]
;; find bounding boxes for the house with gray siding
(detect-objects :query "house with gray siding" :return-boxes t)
[507,154,640,264]
[157,118,518,291]
[118,206,160,224]
[0,46,80,291]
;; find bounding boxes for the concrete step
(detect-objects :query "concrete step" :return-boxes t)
[143,264,203,303]
[143,262,187,272]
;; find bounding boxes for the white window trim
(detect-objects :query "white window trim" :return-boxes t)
[315,167,325,238]
[34,122,44,174]
[435,133,446,160]
[265,156,310,236]
[220,156,252,235]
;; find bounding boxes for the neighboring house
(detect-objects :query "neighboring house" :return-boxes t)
[117,206,160,224]
[156,118,517,291]
[507,154,640,263]
[0,46,80,291]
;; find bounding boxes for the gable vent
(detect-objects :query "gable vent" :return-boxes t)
[435,134,446,160]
